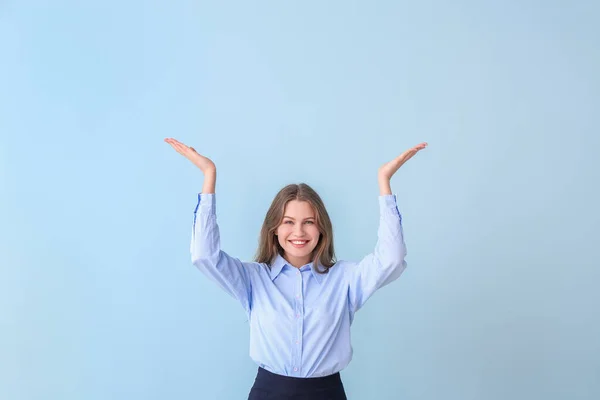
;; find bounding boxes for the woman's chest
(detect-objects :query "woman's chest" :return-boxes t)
[250,267,348,328]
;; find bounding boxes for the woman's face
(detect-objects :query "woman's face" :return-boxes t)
[275,200,320,268]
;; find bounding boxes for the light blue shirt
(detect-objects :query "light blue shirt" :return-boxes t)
[191,193,407,378]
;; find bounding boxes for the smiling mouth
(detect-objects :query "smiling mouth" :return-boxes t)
[289,240,309,248]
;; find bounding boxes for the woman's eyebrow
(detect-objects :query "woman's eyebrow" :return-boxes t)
[282,216,315,220]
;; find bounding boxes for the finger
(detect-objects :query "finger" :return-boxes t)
[395,148,417,164]
[168,142,185,155]
[398,144,426,161]
[166,138,186,151]
[172,142,189,153]
[176,143,199,159]
[167,140,189,155]
[397,152,416,167]
[168,138,188,148]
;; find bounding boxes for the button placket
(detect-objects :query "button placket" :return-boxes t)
[291,268,304,376]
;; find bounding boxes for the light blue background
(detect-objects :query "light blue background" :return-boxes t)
[1,1,599,399]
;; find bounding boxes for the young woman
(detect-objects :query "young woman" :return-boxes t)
[165,138,427,400]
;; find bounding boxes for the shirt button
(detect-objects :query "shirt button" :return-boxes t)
[296,340,299,344]
[296,314,300,318]
[296,294,300,299]
[293,367,298,372]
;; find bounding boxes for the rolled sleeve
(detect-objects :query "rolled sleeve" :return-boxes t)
[346,194,408,313]
[190,193,253,314]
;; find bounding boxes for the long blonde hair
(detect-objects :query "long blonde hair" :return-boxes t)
[255,183,336,273]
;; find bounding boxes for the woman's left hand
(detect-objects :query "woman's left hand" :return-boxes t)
[378,142,427,195]
[378,142,428,181]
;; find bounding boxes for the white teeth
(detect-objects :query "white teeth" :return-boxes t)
[291,241,307,245]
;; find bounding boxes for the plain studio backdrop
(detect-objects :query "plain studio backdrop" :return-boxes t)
[1,1,598,399]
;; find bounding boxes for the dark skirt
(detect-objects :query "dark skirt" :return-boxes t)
[248,367,347,400]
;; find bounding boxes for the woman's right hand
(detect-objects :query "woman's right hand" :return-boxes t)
[165,138,216,193]
[164,138,216,174]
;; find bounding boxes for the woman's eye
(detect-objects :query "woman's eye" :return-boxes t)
[305,221,314,225]
[284,220,293,224]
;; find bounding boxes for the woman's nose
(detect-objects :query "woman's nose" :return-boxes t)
[294,224,305,235]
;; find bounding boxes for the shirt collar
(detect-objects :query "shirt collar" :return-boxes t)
[269,254,287,281]
[269,254,325,284]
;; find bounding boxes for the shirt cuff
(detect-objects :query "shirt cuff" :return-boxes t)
[196,192,216,215]
[378,194,401,217]
[379,194,397,207]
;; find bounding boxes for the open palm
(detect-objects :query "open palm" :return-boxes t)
[164,138,215,173]
[378,142,428,180]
